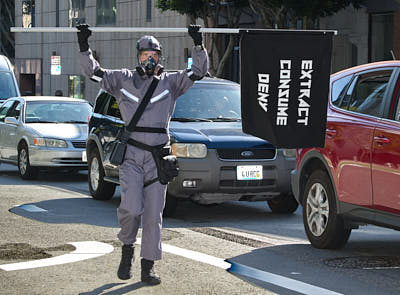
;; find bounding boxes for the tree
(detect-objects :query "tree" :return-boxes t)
[156,0,248,77]
[248,0,365,29]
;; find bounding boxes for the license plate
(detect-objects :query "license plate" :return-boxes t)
[237,165,263,180]
[82,151,87,162]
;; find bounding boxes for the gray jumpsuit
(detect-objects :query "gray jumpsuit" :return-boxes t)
[79,46,209,261]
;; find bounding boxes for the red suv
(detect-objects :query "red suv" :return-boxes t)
[291,61,400,249]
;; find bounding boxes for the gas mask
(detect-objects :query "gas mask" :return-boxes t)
[136,56,164,76]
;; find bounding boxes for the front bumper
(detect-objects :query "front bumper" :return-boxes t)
[167,149,295,203]
[29,146,87,168]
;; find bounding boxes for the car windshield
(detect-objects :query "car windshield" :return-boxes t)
[25,101,92,123]
[0,72,17,100]
[172,83,241,121]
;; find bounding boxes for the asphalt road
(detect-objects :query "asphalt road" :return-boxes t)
[1,163,400,295]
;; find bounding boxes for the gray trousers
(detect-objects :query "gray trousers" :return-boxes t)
[117,145,167,261]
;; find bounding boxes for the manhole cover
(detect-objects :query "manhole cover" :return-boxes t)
[0,243,75,261]
[324,256,400,269]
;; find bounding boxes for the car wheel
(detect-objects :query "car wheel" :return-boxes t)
[303,170,351,249]
[163,193,177,217]
[18,143,38,180]
[88,148,116,200]
[267,194,299,214]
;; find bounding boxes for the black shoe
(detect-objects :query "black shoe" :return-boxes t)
[117,244,134,280]
[141,258,161,285]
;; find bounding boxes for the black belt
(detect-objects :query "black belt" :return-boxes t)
[132,126,167,134]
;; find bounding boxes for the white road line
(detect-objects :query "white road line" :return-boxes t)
[135,238,343,295]
[0,241,113,271]
[16,204,48,212]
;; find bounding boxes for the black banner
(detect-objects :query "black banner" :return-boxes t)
[240,30,333,148]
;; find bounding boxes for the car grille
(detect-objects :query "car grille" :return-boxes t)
[217,148,276,160]
[52,158,85,165]
[219,179,275,187]
[71,141,86,149]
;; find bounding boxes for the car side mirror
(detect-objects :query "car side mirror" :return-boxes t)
[4,117,19,125]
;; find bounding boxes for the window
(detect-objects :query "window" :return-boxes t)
[0,72,18,99]
[172,84,241,119]
[69,0,86,27]
[94,92,110,114]
[146,0,152,22]
[22,0,35,28]
[331,75,353,108]
[25,101,92,123]
[68,76,85,99]
[96,0,116,26]
[8,102,21,119]
[0,101,15,122]
[348,70,393,117]
[105,97,121,119]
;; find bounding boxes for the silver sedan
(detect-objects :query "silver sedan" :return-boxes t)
[0,96,91,179]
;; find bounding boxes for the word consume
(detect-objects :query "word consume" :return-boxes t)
[277,60,291,126]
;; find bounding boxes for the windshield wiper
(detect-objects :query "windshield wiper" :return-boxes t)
[26,120,58,123]
[206,117,241,122]
[171,117,212,122]
[61,120,88,124]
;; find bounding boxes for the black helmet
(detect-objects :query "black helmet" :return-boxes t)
[136,35,162,53]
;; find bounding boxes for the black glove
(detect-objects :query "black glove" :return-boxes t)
[76,24,92,52]
[188,24,202,46]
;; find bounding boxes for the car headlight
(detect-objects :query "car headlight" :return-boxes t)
[33,138,67,148]
[172,143,207,158]
[282,148,296,158]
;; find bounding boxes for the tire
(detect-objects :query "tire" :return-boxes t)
[88,148,116,200]
[267,193,299,214]
[163,193,177,217]
[18,143,38,180]
[302,170,351,249]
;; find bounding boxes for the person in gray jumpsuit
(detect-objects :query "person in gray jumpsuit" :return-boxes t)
[76,24,208,285]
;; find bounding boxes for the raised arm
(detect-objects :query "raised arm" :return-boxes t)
[76,24,123,97]
[168,25,209,99]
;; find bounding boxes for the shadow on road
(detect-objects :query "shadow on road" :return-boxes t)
[225,241,400,295]
[79,282,146,295]
[0,163,91,195]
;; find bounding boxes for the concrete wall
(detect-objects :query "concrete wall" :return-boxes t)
[320,5,369,73]
[15,0,194,100]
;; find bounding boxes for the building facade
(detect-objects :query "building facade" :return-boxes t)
[13,0,400,99]
[14,0,193,100]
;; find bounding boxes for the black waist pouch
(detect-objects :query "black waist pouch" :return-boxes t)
[104,130,128,167]
[152,146,179,185]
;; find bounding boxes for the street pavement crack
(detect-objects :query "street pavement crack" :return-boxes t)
[190,227,272,248]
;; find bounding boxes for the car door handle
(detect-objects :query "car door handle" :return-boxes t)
[326,128,337,138]
[374,136,390,145]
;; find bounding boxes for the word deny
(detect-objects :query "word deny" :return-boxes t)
[277,60,291,126]
[298,60,313,125]
[257,73,269,113]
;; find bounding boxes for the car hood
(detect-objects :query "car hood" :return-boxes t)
[26,123,88,140]
[169,121,275,149]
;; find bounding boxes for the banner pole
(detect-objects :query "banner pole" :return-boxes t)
[10,27,337,35]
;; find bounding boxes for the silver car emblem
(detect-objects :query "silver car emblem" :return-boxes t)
[241,151,254,157]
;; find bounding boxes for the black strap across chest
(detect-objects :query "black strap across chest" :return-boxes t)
[125,77,165,134]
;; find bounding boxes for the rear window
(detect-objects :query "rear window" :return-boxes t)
[0,72,17,100]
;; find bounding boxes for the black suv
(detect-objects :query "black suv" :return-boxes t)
[86,78,297,216]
